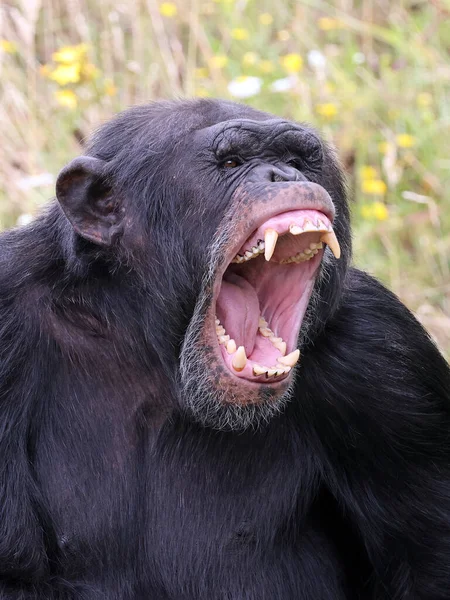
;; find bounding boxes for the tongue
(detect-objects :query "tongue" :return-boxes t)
[216,272,259,356]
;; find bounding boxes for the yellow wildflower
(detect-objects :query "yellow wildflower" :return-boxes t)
[196,87,211,97]
[55,89,77,109]
[52,43,88,64]
[195,67,209,79]
[280,53,303,73]
[208,55,228,69]
[315,103,337,119]
[104,80,117,96]
[372,202,388,220]
[361,202,388,221]
[359,166,378,180]
[277,30,290,42]
[242,52,259,67]
[159,2,177,17]
[361,180,387,195]
[49,64,81,85]
[231,28,249,41]
[417,92,432,107]
[259,60,274,74]
[259,13,273,26]
[317,17,344,31]
[0,39,17,54]
[378,141,392,155]
[396,134,416,148]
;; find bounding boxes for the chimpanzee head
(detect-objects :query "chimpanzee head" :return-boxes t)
[56,99,351,430]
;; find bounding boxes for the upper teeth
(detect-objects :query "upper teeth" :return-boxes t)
[231,239,265,264]
[231,218,340,264]
[279,241,323,265]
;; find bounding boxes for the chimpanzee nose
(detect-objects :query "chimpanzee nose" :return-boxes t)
[269,165,307,183]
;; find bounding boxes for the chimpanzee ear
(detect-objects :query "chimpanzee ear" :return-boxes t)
[56,156,124,247]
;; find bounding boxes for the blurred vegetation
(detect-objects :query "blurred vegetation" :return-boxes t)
[0,0,449,357]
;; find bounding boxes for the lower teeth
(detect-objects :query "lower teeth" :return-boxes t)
[215,315,300,377]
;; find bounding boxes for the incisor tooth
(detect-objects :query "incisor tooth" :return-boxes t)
[226,339,237,354]
[274,341,287,355]
[277,349,300,367]
[232,346,247,372]
[320,230,341,259]
[289,224,303,235]
[264,228,278,261]
[302,219,317,232]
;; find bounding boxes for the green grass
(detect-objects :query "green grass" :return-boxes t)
[0,0,449,356]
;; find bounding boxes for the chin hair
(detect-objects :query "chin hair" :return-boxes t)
[179,290,296,432]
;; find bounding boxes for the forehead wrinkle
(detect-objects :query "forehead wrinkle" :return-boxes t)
[211,122,314,160]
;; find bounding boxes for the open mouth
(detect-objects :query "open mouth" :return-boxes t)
[213,208,340,386]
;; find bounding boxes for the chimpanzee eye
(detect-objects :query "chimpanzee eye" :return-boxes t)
[222,157,242,169]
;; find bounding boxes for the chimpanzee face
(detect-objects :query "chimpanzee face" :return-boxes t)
[56,100,350,430]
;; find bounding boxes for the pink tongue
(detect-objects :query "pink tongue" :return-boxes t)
[216,272,259,356]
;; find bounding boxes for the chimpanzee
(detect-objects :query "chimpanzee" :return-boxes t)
[0,99,449,599]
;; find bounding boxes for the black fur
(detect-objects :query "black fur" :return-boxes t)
[0,99,449,599]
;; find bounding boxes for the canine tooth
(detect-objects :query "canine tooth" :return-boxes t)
[219,335,230,344]
[276,365,291,375]
[253,365,268,376]
[269,336,282,343]
[226,339,237,354]
[277,349,300,367]
[274,341,287,355]
[289,224,304,235]
[260,327,273,337]
[264,228,278,261]
[320,231,341,259]
[232,346,247,372]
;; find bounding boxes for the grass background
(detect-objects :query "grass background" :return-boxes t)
[0,0,449,357]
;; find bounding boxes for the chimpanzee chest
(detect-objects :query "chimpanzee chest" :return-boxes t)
[35,414,351,599]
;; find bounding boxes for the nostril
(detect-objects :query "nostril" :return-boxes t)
[270,166,305,183]
[271,171,286,183]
